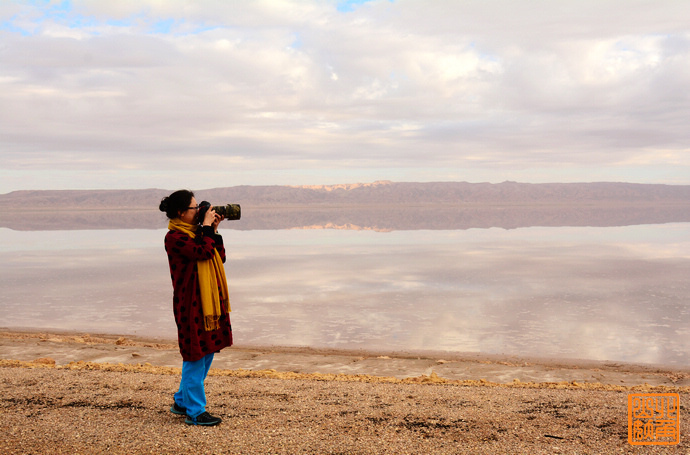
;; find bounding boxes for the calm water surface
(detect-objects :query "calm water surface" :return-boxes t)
[1,223,688,366]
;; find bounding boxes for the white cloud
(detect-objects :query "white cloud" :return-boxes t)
[0,0,689,191]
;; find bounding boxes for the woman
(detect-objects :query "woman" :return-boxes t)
[159,189,233,426]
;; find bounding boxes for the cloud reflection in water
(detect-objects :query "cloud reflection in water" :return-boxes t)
[0,224,688,366]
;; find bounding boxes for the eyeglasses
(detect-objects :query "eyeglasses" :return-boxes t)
[186,205,199,211]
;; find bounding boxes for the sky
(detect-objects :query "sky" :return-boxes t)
[1,0,689,193]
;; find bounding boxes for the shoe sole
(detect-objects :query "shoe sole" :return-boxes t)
[184,418,222,426]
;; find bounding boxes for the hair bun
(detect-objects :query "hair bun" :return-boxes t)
[159,197,169,212]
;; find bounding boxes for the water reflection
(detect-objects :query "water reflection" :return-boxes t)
[0,224,688,366]
[3,203,690,231]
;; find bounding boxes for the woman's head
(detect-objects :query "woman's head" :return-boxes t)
[159,190,198,222]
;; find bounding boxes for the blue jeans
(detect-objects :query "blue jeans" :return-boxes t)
[174,353,214,419]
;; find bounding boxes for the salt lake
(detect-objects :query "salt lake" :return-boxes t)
[1,219,688,366]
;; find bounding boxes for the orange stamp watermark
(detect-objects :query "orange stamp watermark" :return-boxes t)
[628,393,680,445]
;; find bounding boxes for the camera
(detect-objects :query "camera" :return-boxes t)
[198,201,241,223]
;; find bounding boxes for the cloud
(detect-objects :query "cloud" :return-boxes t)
[1,0,689,191]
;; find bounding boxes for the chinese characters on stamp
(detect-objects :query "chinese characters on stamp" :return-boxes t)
[628,393,680,445]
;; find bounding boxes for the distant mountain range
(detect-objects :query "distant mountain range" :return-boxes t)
[2,181,689,231]
[2,180,690,209]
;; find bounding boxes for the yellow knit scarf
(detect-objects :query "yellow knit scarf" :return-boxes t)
[168,219,230,331]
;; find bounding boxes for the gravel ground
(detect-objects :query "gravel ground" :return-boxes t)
[1,361,688,454]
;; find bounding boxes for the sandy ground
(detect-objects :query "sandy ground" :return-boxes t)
[1,330,689,454]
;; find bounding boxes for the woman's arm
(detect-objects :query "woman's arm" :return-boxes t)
[165,230,216,261]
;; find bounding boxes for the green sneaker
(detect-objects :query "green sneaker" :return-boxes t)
[185,412,222,426]
[170,403,187,416]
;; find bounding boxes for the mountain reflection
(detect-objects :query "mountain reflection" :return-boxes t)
[5,204,690,231]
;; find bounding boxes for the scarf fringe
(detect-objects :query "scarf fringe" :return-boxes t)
[204,315,221,332]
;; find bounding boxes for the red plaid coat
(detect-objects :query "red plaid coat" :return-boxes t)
[164,227,233,362]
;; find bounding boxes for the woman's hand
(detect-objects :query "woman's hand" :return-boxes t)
[202,207,217,227]
[212,212,224,231]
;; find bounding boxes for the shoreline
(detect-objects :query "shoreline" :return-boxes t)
[2,329,688,389]
[2,329,689,453]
